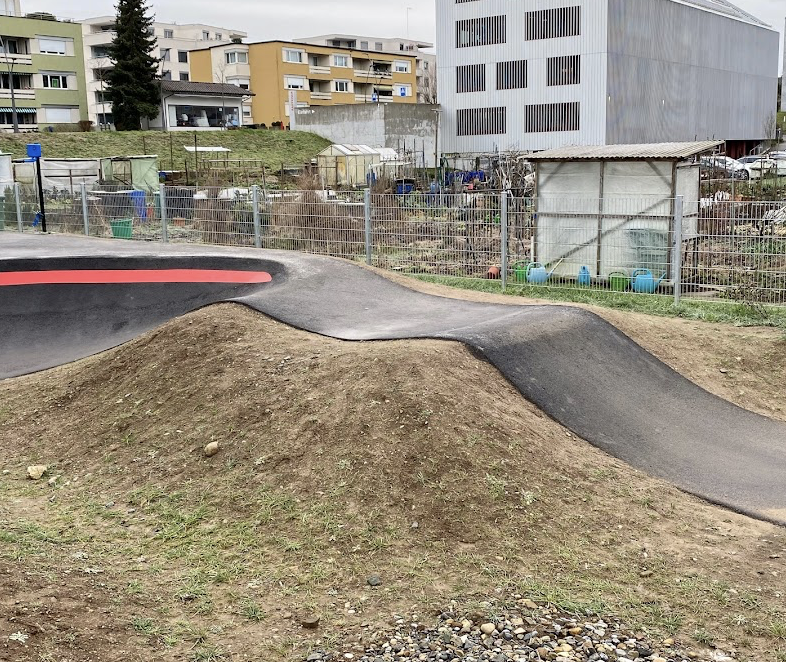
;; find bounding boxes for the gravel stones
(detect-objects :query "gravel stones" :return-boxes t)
[314,598,696,662]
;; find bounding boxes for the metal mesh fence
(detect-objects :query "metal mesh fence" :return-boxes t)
[4,184,786,306]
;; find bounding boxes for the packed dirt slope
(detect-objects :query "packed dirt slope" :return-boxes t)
[1,304,784,662]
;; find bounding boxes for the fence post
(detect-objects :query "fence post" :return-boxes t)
[500,191,509,292]
[159,183,168,244]
[673,195,684,306]
[252,184,261,249]
[364,188,372,266]
[14,183,22,232]
[80,182,89,236]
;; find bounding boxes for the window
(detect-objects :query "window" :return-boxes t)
[375,42,383,51]
[95,90,108,103]
[283,48,304,63]
[457,107,506,136]
[394,83,411,97]
[523,102,580,132]
[171,104,239,128]
[456,16,506,48]
[284,75,306,90]
[216,33,222,40]
[160,48,170,61]
[394,60,410,73]
[547,55,580,86]
[91,45,110,58]
[334,80,350,92]
[525,7,581,40]
[178,50,188,63]
[163,29,174,39]
[225,51,248,64]
[1,109,36,125]
[456,64,485,93]
[38,38,66,55]
[42,74,69,89]
[496,60,527,90]
[333,54,349,67]
[0,73,32,90]
[180,72,190,81]
[423,61,429,70]
[0,39,19,54]
[43,106,75,123]
[162,70,171,80]
[360,41,368,50]
[202,31,210,40]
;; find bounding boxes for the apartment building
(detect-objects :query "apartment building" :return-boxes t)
[1,0,21,17]
[296,34,436,103]
[437,0,779,155]
[81,17,246,127]
[189,41,418,128]
[0,12,87,131]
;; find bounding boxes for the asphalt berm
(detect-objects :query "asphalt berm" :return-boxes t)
[0,234,785,661]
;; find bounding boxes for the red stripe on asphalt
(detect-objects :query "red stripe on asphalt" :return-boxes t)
[0,269,273,287]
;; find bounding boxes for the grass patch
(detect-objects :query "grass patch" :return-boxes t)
[411,274,786,330]
[0,129,330,173]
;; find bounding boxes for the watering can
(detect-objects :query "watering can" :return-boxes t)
[577,266,591,287]
[608,271,629,292]
[631,269,667,294]
[526,260,563,285]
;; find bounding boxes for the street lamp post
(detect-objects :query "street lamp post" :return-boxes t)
[159,48,170,132]
[0,36,19,133]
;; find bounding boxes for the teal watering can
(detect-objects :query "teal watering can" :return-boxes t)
[526,259,564,284]
[631,269,666,294]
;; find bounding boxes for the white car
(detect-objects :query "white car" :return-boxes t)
[700,155,750,180]
[745,158,786,179]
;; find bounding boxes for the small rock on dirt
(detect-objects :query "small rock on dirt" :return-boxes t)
[301,615,321,629]
[27,465,48,480]
[480,623,496,635]
[203,442,220,457]
[366,575,382,587]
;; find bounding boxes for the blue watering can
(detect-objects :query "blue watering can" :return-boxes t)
[631,269,667,294]
[526,259,564,284]
[578,266,591,287]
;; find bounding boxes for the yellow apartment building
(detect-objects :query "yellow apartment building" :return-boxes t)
[189,40,418,128]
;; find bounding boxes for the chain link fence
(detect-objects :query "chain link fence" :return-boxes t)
[3,184,785,305]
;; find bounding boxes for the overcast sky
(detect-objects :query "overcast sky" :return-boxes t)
[43,0,785,74]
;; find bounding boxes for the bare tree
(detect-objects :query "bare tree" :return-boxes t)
[420,71,438,104]
[763,111,777,148]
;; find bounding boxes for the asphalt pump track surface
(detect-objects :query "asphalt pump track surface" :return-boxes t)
[1,234,785,525]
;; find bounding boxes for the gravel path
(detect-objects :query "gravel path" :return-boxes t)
[307,598,735,662]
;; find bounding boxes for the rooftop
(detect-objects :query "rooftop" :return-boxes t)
[673,0,770,28]
[161,80,254,97]
[190,39,418,58]
[526,141,724,161]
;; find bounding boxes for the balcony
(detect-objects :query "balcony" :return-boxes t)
[354,69,392,80]
[0,52,33,66]
[87,56,112,70]
[311,91,332,101]
[84,31,115,47]
[0,89,35,100]
[354,94,393,103]
[309,65,331,76]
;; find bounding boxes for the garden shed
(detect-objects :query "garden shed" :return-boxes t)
[99,155,160,192]
[527,141,721,280]
[317,144,388,188]
[14,158,101,192]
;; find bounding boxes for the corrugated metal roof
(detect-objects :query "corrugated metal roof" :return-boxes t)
[526,141,724,161]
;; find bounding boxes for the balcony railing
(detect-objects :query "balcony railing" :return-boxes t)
[310,91,332,100]
[0,53,33,66]
[354,69,392,80]
[0,89,35,100]
[309,65,331,76]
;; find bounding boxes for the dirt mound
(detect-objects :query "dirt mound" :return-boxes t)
[1,304,785,662]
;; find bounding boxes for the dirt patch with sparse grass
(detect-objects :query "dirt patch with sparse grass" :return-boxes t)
[1,304,785,662]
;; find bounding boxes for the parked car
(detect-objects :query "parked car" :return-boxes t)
[745,158,786,179]
[769,151,786,161]
[700,155,750,180]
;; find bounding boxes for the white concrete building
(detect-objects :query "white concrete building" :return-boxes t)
[0,0,21,17]
[80,17,246,128]
[295,33,436,103]
[436,0,780,157]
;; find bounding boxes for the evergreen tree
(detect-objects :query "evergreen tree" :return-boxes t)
[106,0,160,131]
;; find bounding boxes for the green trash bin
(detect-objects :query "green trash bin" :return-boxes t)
[110,218,133,239]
